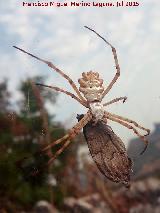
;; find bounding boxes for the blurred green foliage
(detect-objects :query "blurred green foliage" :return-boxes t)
[0,76,78,211]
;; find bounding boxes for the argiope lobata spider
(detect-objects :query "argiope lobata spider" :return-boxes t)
[13,26,150,169]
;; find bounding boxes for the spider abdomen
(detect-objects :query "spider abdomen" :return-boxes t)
[78,71,104,102]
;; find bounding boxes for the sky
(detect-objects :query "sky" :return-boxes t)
[0,0,160,145]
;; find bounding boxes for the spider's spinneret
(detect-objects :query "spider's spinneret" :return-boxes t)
[78,71,104,102]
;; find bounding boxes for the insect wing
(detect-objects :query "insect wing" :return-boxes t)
[83,120,132,187]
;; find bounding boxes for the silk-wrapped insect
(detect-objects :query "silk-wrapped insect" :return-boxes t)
[77,114,132,188]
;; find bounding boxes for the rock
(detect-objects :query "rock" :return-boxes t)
[34,200,57,213]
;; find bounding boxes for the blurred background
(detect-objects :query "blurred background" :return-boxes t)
[0,0,159,212]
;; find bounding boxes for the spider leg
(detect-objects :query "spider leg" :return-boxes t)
[84,26,120,100]
[103,96,127,107]
[47,139,71,166]
[13,46,87,104]
[42,134,70,152]
[106,112,150,136]
[36,83,88,107]
[104,113,149,154]
[41,111,92,166]
[42,111,92,153]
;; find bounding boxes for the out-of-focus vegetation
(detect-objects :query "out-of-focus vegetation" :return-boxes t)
[0,77,160,213]
[0,77,81,212]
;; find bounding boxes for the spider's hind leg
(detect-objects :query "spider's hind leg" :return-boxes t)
[84,26,121,100]
[13,45,87,104]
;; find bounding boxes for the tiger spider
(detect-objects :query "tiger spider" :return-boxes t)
[13,26,150,166]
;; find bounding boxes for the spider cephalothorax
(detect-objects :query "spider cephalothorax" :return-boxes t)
[78,71,104,102]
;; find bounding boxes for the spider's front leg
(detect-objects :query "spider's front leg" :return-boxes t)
[42,111,92,165]
[104,112,149,154]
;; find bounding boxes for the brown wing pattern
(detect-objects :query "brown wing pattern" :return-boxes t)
[77,114,132,187]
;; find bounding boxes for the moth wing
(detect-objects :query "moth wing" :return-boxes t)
[83,121,132,185]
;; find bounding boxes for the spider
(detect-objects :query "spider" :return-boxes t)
[13,26,150,168]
